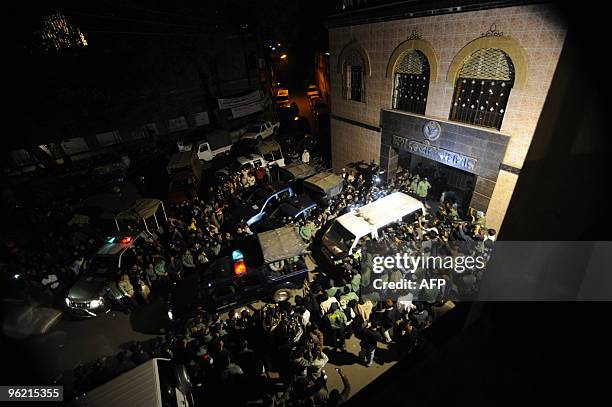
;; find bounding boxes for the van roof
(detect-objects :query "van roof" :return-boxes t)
[337,213,371,240]
[356,192,423,227]
[336,192,424,236]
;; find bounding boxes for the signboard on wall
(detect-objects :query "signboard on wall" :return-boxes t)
[230,101,263,119]
[96,130,122,147]
[168,116,189,132]
[60,137,89,156]
[392,136,478,172]
[217,90,262,110]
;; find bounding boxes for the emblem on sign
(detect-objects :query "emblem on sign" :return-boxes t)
[423,121,441,141]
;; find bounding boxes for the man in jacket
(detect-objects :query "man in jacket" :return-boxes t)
[327,303,347,351]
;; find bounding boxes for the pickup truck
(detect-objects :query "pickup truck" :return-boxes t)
[177,130,233,162]
[167,226,310,322]
[241,121,280,141]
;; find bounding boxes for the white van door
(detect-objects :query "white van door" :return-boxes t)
[197,142,213,161]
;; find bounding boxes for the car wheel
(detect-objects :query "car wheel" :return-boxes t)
[273,287,292,303]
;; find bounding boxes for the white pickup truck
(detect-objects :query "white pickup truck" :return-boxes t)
[176,130,233,162]
[241,121,280,141]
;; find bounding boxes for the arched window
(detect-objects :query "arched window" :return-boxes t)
[392,50,430,114]
[343,50,364,102]
[449,48,515,130]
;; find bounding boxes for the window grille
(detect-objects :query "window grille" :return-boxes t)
[392,50,430,114]
[449,48,515,130]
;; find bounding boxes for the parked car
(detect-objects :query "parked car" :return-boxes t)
[309,96,324,110]
[306,85,319,98]
[167,226,310,319]
[214,154,269,181]
[307,92,321,104]
[257,140,286,168]
[166,151,202,204]
[241,121,280,141]
[273,95,291,109]
[231,182,295,226]
[253,194,317,232]
[276,87,290,98]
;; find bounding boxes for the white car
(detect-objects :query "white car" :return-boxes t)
[241,121,280,141]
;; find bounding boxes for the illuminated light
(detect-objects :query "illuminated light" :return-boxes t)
[277,43,281,47]
[234,259,247,276]
[167,310,174,320]
[280,54,287,59]
[271,47,276,51]
[232,250,244,261]
[90,299,103,309]
[121,236,132,244]
[293,116,299,121]
[325,52,330,56]
[107,236,116,243]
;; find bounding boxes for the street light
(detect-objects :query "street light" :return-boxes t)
[280,54,287,59]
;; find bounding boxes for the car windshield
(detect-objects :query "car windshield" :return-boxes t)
[169,177,193,191]
[324,222,356,253]
[247,189,270,206]
[87,256,117,277]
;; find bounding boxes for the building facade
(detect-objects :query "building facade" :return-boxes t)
[327,2,566,231]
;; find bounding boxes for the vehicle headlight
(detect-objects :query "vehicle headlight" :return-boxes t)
[167,310,174,321]
[89,298,104,309]
[65,298,71,307]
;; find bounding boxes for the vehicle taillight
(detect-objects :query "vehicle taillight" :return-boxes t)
[234,259,246,276]
[121,236,132,244]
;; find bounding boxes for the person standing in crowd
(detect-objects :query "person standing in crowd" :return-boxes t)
[302,149,311,164]
[358,323,383,367]
[417,177,432,205]
[117,274,137,308]
[327,302,347,351]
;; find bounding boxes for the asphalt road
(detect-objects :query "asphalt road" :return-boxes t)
[10,288,398,402]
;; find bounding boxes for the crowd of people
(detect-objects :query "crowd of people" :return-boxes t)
[2,148,496,405]
[1,201,104,304]
[67,157,495,406]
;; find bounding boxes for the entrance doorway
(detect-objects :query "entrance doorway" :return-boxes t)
[398,151,476,212]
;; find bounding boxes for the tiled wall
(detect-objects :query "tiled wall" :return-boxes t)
[329,3,566,169]
[329,3,566,231]
[331,119,381,170]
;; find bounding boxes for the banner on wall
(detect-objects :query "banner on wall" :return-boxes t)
[217,90,262,110]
